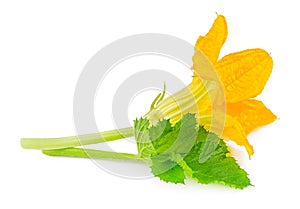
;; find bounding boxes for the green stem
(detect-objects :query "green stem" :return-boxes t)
[21,127,134,150]
[43,148,146,162]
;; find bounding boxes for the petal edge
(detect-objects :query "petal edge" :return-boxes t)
[227,99,277,134]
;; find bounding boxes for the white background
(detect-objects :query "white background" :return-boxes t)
[1,0,299,208]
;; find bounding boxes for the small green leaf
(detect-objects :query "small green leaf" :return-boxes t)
[134,117,155,158]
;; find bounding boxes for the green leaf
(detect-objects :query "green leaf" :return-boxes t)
[182,127,251,189]
[134,114,251,188]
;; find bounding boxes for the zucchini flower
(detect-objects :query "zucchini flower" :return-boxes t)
[145,15,276,155]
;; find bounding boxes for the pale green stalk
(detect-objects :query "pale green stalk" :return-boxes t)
[43,148,146,162]
[21,127,134,150]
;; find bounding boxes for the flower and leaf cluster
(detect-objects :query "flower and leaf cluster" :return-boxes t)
[21,15,276,189]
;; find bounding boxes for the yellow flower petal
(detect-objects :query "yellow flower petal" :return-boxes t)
[195,15,228,63]
[192,15,227,81]
[215,48,273,103]
[227,99,277,134]
[222,114,254,156]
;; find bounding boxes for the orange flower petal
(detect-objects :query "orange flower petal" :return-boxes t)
[215,48,273,103]
[227,99,277,134]
[195,15,228,63]
[222,114,254,156]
